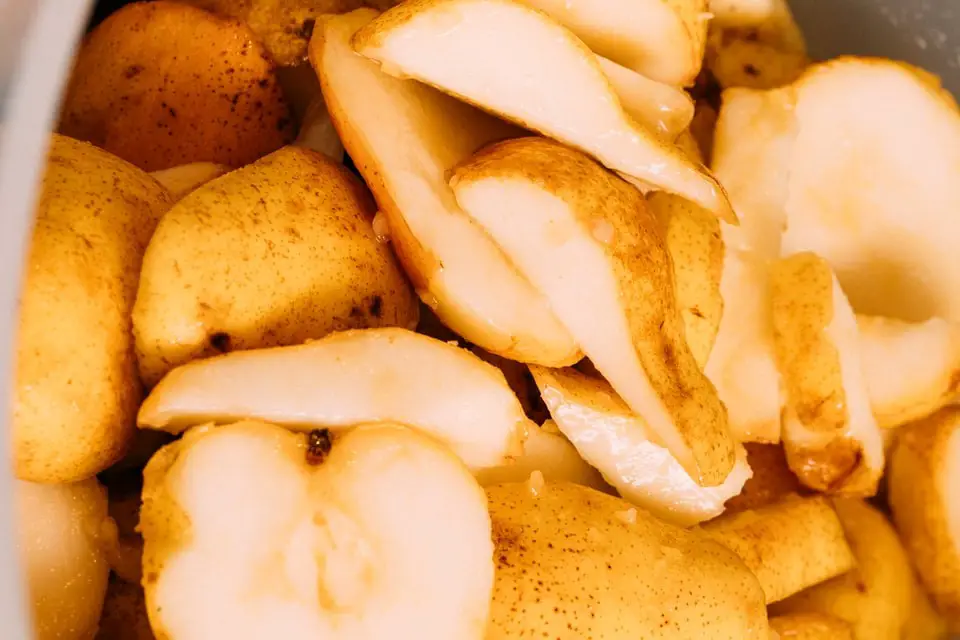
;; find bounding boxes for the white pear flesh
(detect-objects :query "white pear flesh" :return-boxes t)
[771,252,884,496]
[595,55,695,139]
[140,421,493,640]
[530,365,750,526]
[353,0,735,221]
[149,162,231,201]
[888,408,960,632]
[450,137,735,486]
[311,10,579,366]
[475,421,608,490]
[858,315,960,431]
[16,478,115,640]
[716,58,960,322]
[138,328,528,472]
[509,0,708,86]
[486,482,770,639]
[704,235,782,442]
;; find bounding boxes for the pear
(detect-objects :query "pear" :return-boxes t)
[150,163,230,201]
[449,137,735,486]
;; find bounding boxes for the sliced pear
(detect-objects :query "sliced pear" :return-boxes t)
[708,0,806,54]
[648,192,724,368]
[716,59,960,322]
[503,0,709,86]
[724,443,802,513]
[888,408,960,631]
[487,481,769,638]
[150,163,231,201]
[771,499,918,640]
[530,365,749,525]
[294,97,345,162]
[707,37,807,90]
[768,613,853,640]
[771,252,884,496]
[475,421,608,490]
[450,137,735,486]
[141,421,493,640]
[701,495,856,604]
[704,236,782,443]
[858,315,960,431]
[595,55,695,139]
[311,10,579,365]
[138,328,528,472]
[353,0,735,220]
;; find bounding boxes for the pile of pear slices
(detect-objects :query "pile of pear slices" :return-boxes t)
[12,0,960,638]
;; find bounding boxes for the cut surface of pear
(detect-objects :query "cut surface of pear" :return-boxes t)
[702,495,856,604]
[595,55,695,138]
[715,58,960,322]
[858,315,960,431]
[140,421,493,640]
[509,0,708,86]
[138,328,528,472]
[888,408,960,631]
[474,421,608,490]
[353,0,735,220]
[311,10,579,366]
[486,481,769,639]
[771,252,884,496]
[149,163,231,201]
[530,365,750,526]
[450,137,735,486]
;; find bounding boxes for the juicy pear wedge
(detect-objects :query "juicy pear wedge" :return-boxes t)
[858,315,960,431]
[450,137,735,486]
[771,499,919,640]
[530,365,750,526]
[595,55,695,139]
[703,234,782,443]
[888,409,960,631]
[141,421,493,640]
[486,482,770,639]
[509,0,708,86]
[701,495,856,605]
[138,328,528,472]
[770,253,884,496]
[648,192,724,368]
[716,58,960,321]
[353,0,735,220]
[149,163,231,201]
[310,10,579,366]
[475,421,608,490]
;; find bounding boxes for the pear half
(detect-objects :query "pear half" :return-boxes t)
[141,421,493,640]
[450,137,735,486]
[311,9,579,366]
[353,0,735,220]
[771,252,884,496]
[530,365,750,526]
[715,58,960,322]
[888,409,960,632]
[138,328,528,472]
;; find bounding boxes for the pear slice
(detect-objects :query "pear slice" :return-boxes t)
[708,0,806,55]
[858,315,960,431]
[141,421,493,640]
[771,252,884,496]
[702,496,856,604]
[150,163,231,201]
[138,328,528,472]
[771,499,919,639]
[353,0,735,220]
[595,55,695,139]
[530,365,750,525]
[310,10,579,366]
[450,137,735,486]
[888,409,960,631]
[475,421,609,490]
[715,58,960,322]
[648,192,724,368]
[505,0,708,86]
[704,236,782,443]
[768,613,853,639]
